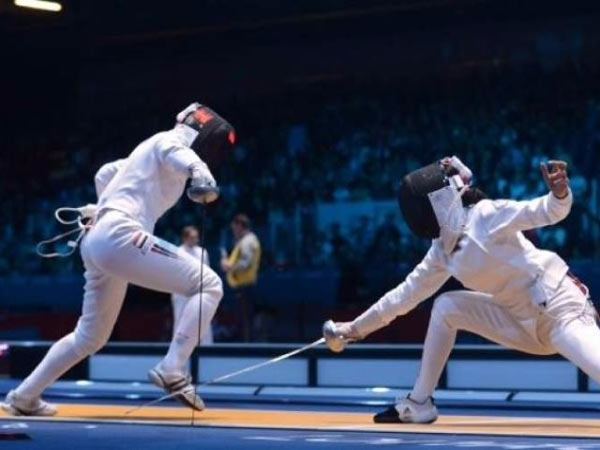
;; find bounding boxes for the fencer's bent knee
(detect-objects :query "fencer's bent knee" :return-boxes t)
[73,325,112,357]
[188,266,223,302]
[431,293,459,326]
[213,275,223,302]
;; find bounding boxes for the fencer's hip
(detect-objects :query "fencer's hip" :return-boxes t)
[536,275,596,348]
[81,209,145,268]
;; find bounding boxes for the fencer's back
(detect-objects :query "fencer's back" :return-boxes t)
[97,131,188,232]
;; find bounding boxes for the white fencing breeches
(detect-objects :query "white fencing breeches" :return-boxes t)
[410,277,599,402]
[16,210,222,398]
[172,293,213,344]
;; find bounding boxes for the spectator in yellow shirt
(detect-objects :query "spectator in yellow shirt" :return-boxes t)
[220,214,261,341]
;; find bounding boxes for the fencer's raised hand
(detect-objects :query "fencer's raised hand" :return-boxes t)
[187,162,219,204]
[441,156,472,184]
[540,160,569,200]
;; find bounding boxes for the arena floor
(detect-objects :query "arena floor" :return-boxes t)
[2,399,600,449]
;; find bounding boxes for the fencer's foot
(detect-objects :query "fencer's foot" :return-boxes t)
[373,395,437,424]
[148,365,204,411]
[1,390,57,416]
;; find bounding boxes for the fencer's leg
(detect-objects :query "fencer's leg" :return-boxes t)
[92,230,223,410]
[551,318,600,384]
[93,231,223,368]
[95,231,222,299]
[410,291,550,403]
[201,323,214,345]
[13,335,80,403]
[161,286,221,373]
[171,294,187,339]
[172,293,214,344]
[409,295,458,403]
[9,261,127,411]
[148,274,221,411]
[539,277,600,383]
[153,269,221,411]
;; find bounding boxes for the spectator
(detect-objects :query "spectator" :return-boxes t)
[220,214,262,341]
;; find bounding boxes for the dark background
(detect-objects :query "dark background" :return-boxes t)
[1,0,599,343]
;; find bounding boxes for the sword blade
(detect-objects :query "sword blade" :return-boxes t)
[208,337,324,385]
[124,337,325,415]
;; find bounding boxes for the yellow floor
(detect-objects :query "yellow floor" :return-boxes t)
[1,403,599,438]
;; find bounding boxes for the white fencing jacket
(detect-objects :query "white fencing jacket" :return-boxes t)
[353,190,574,336]
[96,125,203,232]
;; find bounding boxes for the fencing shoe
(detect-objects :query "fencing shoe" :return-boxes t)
[1,390,57,416]
[148,365,205,411]
[374,395,437,424]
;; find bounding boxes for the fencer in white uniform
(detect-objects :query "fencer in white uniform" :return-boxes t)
[2,103,235,416]
[171,226,213,344]
[100,169,215,344]
[325,157,598,424]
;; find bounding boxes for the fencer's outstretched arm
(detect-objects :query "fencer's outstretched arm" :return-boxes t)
[485,160,572,235]
[349,244,450,338]
[485,190,572,235]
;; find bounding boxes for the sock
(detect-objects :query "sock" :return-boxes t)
[410,316,456,403]
[15,333,84,399]
[161,293,218,374]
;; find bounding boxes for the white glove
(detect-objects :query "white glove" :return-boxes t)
[450,156,473,184]
[322,320,361,353]
[334,321,361,339]
[187,163,219,204]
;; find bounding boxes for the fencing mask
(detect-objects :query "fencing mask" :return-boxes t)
[175,102,236,167]
[398,156,471,254]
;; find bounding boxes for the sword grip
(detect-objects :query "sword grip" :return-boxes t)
[323,320,346,353]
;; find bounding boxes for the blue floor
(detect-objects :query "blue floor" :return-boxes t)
[3,381,600,449]
[3,378,600,412]
[3,418,600,450]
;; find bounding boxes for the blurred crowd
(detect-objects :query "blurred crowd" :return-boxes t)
[1,63,599,277]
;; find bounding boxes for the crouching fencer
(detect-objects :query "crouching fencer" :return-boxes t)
[325,157,598,424]
[2,103,235,416]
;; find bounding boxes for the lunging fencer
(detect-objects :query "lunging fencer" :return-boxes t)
[324,156,598,424]
[2,103,235,416]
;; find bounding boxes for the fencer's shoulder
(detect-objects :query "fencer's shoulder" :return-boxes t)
[155,127,198,150]
[468,199,500,221]
[95,158,126,177]
[152,130,177,146]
